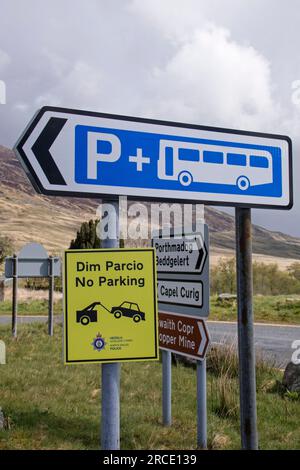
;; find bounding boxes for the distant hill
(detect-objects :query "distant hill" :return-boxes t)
[1,145,300,265]
[0,145,98,252]
[206,206,300,260]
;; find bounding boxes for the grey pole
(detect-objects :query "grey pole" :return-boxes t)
[197,358,207,449]
[12,254,18,338]
[162,350,172,426]
[48,256,54,336]
[235,207,258,450]
[101,199,121,450]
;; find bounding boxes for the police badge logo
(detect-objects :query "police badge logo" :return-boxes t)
[91,333,106,352]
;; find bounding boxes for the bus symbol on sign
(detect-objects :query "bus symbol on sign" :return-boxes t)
[158,140,274,192]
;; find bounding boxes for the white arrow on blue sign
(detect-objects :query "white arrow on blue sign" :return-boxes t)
[14,106,293,209]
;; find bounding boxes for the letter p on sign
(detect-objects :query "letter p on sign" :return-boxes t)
[87,131,121,179]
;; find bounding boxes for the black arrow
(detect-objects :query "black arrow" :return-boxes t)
[31,117,67,185]
[194,237,206,271]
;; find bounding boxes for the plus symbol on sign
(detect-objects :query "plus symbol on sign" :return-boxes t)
[129,148,150,172]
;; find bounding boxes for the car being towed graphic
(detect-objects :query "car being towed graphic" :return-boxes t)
[111,301,145,323]
[76,300,145,325]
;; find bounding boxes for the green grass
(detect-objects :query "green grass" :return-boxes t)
[1,294,300,325]
[0,323,299,450]
[210,295,300,324]
[0,299,62,316]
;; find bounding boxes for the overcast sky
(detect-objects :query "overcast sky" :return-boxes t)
[0,0,299,235]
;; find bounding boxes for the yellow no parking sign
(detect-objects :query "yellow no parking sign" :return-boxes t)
[64,248,159,364]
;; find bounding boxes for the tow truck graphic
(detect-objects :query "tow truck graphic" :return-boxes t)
[76,301,146,325]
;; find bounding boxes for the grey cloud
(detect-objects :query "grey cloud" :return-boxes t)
[0,0,299,235]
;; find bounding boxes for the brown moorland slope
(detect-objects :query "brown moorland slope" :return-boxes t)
[1,145,300,266]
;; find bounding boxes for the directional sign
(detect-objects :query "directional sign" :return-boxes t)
[64,248,158,364]
[153,233,207,274]
[15,106,293,209]
[158,279,203,308]
[5,243,61,278]
[159,312,210,361]
[153,226,209,317]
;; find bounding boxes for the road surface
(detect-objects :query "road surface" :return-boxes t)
[0,315,62,325]
[208,320,300,367]
[0,315,299,367]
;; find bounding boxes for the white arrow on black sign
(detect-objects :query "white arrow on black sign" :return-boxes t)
[153,234,207,274]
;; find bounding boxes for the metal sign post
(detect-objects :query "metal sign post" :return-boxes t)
[155,227,210,447]
[197,358,207,449]
[48,256,54,336]
[101,199,120,450]
[162,350,172,426]
[12,254,18,338]
[236,208,258,449]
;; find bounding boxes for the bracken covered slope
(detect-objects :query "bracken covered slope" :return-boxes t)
[0,145,300,262]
